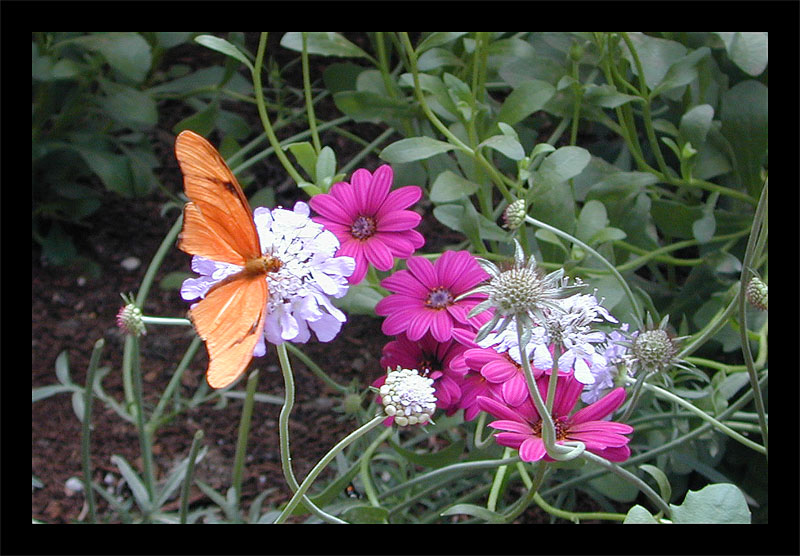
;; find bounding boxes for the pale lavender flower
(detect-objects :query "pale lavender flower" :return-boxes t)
[181,201,355,352]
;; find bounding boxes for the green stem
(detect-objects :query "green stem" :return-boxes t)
[147,336,202,432]
[252,32,305,185]
[580,450,672,518]
[80,338,104,523]
[487,447,513,511]
[285,342,348,393]
[524,214,642,321]
[300,33,322,153]
[231,370,259,512]
[129,335,155,504]
[275,342,345,523]
[179,429,204,524]
[498,462,548,522]
[358,426,393,506]
[533,491,626,522]
[274,415,386,523]
[737,180,768,457]
[635,380,766,455]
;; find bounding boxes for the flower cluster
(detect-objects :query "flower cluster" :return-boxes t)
[181,201,355,355]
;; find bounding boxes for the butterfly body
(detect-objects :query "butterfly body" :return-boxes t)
[175,130,276,389]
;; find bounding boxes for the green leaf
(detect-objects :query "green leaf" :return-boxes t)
[497,79,555,125]
[534,146,591,186]
[639,464,672,503]
[55,351,72,385]
[286,142,318,181]
[280,32,370,59]
[342,505,389,524]
[692,213,716,244]
[670,483,751,524]
[480,135,524,161]
[575,200,609,244]
[72,147,134,197]
[623,504,660,524]
[315,146,337,184]
[332,284,384,315]
[333,90,412,123]
[111,455,152,514]
[622,33,687,92]
[380,137,456,164]
[433,203,508,242]
[416,32,468,54]
[173,101,220,137]
[720,80,768,195]
[74,32,152,83]
[651,47,710,97]
[194,35,253,72]
[679,104,715,148]
[388,439,465,468]
[441,503,504,522]
[322,62,366,94]
[429,170,479,203]
[32,384,76,403]
[714,32,768,76]
[650,199,704,239]
[583,84,641,108]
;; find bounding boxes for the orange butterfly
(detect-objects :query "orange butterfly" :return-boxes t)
[175,130,281,389]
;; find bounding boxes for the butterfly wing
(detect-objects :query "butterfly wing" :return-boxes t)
[175,130,268,388]
[189,270,269,389]
[175,130,261,264]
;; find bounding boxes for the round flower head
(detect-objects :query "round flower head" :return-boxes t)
[378,332,468,413]
[503,199,527,231]
[375,250,490,343]
[465,240,582,346]
[309,165,425,285]
[181,201,355,352]
[745,275,768,311]
[379,366,437,427]
[116,294,146,337]
[617,313,691,377]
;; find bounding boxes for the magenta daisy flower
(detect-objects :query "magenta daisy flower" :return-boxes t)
[376,332,469,414]
[477,373,633,463]
[375,250,490,343]
[309,165,425,285]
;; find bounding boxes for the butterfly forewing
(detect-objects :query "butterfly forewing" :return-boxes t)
[175,130,261,263]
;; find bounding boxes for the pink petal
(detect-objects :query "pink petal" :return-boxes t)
[376,185,422,218]
[501,374,529,406]
[363,237,395,271]
[552,374,583,418]
[519,437,547,462]
[406,256,438,288]
[379,307,424,334]
[363,165,393,214]
[486,419,531,434]
[373,232,417,258]
[376,210,421,232]
[309,193,356,225]
[493,432,527,450]
[481,358,517,383]
[477,395,524,422]
[406,310,434,341]
[380,271,427,297]
[430,310,453,342]
[571,387,627,424]
[327,181,359,217]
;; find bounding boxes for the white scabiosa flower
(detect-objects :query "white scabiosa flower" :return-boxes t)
[180,201,356,352]
[379,366,437,426]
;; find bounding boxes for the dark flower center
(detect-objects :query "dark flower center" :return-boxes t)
[351,215,377,240]
[531,415,570,441]
[425,287,454,310]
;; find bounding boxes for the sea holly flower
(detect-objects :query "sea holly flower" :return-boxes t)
[379,366,438,427]
[181,201,355,351]
[617,313,691,377]
[377,332,469,413]
[464,240,582,346]
[116,293,146,337]
[375,250,490,343]
[309,165,425,285]
[478,372,633,463]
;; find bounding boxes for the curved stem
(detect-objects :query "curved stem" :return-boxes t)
[358,426,393,506]
[231,370,259,512]
[524,214,642,322]
[274,415,386,523]
[80,338,105,523]
[179,429,204,524]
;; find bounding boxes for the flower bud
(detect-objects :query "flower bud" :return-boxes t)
[745,276,768,311]
[503,199,527,230]
[379,366,437,427]
[116,301,146,337]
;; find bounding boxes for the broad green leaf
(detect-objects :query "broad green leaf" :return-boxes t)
[429,170,479,203]
[623,504,660,524]
[651,47,710,97]
[416,32,469,54]
[670,483,751,524]
[286,142,318,180]
[497,79,555,125]
[154,32,193,49]
[650,199,704,239]
[720,80,768,195]
[333,284,385,315]
[418,47,464,71]
[575,200,609,244]
[172,101,219,137]
[315,146,337,182]
[388,439,465,468]
[714,32,768,76]
[583,84,641,108]
[480,135,525,161]
[280,32,370,59]
[73,147,135,197]
[333,90,413,122]
[322,62,365,94]
[433,203,507,241]
[380,137,456,164]
[534,146,591,186]
[639,464,672,503]
[692,213,716,244]
[74,32,152,83]
[622,33,687,92]
[194,35,253,72]
[342,505,389,524]
[589,472,639,502]
[55,351,72,385]
[679,104,715,148]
